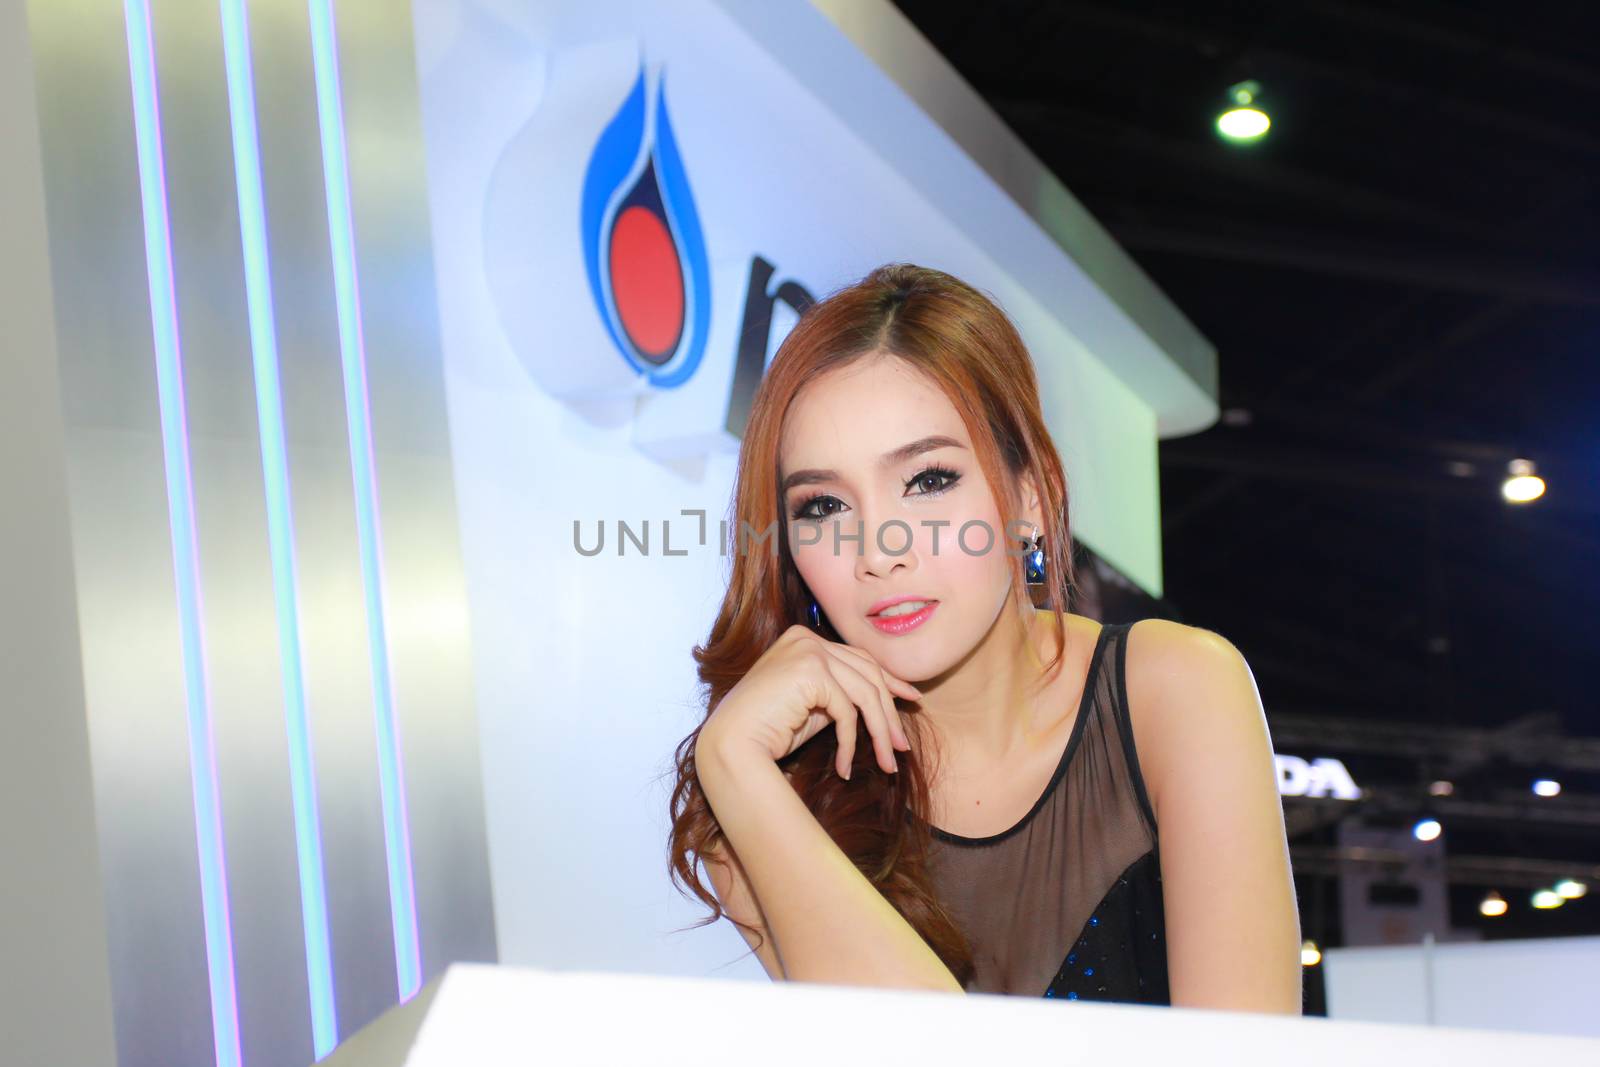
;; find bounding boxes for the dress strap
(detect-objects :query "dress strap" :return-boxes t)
[1109,620,1159,836]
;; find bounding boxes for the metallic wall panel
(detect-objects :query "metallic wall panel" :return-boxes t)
[244,0,405,1041]
[149,4,322,1064]
[0,3,121,1061]
[26,0,497,1063]
[29,1,222,1062]
[336,1,499,977]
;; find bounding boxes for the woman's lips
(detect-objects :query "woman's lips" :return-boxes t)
[868,601,939,635]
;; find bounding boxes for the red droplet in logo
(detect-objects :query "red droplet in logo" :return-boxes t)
[608,203,684,364]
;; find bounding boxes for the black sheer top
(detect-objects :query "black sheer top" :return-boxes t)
[914,620,1169,1003]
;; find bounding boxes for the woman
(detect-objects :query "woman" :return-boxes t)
[666,263,1302,1012]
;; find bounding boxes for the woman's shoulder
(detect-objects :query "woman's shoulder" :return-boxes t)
[1124,618,1248,682]
[1120,618,1260,823]
[1034,611,1252,722]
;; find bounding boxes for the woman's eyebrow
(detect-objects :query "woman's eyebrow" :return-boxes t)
[779,435,966,493]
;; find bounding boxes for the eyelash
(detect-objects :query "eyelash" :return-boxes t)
[790,465,962,521]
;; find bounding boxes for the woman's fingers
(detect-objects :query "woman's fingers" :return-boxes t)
[883,672,923,703]
[821,653,900,775]
[853,651,922,702]
[796,647,859,777]
[827,643,915,751]
[822,645,899,756]
[818,668,861,779]
[792,629,923,777]
[813,626,921,702]
[825,643,912,753]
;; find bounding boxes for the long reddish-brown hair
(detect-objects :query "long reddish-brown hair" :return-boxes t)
[665,262,1076,985]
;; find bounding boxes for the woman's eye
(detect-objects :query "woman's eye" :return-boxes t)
[791,467,958,520]
[793,494,845,521]
[906,466,960,496]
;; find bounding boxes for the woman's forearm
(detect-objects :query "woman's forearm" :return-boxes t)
[697,734,964,992]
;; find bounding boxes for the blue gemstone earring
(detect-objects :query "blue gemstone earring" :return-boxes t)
[1025,526,1046,586]
[808,598,823,630]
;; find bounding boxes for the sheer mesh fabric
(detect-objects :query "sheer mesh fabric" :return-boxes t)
[912,620,1168,1002]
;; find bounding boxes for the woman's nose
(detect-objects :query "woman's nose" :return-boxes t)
[855,512,918,579]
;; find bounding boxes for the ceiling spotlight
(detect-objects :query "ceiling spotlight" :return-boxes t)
[1501,458,1545,503]
[1531,888,1564,909]
[1479,890,1507,917]
[1301,939,1322,966]
[1555,879,1588,899]
[1217,79,1271,143]
[1412,817,1442,842]
[1427,780,1454,797]
[1532,778,1562,797]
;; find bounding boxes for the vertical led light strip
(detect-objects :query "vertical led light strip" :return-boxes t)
[215,0,339,1055]
[305,0,423,1001]
[121,2,243,1065]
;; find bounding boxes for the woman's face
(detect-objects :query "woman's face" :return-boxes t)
[777,351,1034,682]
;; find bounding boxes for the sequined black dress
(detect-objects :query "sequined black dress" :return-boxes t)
[912,620,1170,1003]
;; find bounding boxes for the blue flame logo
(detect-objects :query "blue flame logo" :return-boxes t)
[580,62,711,389]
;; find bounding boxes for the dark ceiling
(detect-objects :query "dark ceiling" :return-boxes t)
[889,0,1600,947]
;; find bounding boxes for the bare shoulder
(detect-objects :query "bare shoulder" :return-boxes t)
[1125,617,1246,686]
[1121,618,1266,822]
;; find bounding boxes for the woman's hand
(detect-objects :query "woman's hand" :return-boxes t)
[699,625,922,779]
